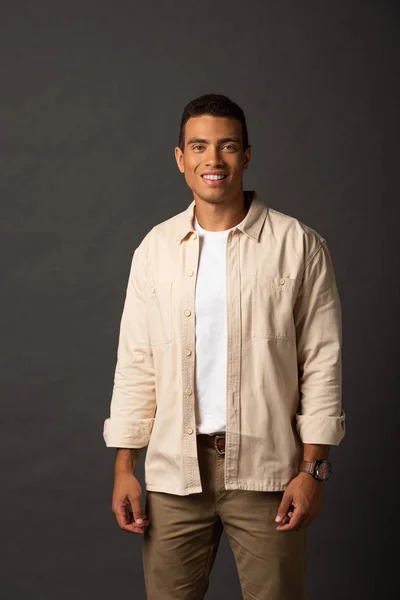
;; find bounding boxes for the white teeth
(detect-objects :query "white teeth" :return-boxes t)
[202,174,226,180]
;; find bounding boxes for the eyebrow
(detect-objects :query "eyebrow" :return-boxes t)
[186,137,241,146]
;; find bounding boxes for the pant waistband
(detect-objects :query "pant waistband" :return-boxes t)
[197,433,225,455]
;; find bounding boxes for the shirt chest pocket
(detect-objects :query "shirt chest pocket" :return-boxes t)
[252,274,300,341]
[146,279,173,345]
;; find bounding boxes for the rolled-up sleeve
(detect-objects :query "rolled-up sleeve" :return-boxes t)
[103,242,156,448]
[294,238,346,445]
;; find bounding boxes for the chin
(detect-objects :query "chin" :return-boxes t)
[195,188,231,204]
[198,194,226,205]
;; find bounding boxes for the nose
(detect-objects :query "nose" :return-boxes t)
[205,145,224,167]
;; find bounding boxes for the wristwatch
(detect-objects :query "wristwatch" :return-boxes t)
[299,460,332,483]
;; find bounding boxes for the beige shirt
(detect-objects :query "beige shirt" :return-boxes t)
[103,190,346,495]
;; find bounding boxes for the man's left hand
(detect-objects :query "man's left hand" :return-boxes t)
[274,472,324,531]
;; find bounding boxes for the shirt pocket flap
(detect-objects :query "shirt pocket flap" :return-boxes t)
[252,274,300,341]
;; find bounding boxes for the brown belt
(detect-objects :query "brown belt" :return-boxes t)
[197,433,225,455]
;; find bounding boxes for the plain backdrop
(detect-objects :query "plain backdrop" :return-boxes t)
[1,0,399,598]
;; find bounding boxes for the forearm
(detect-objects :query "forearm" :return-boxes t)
[115,448,144,475]
[302,443,330,462]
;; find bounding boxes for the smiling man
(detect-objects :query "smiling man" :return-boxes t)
[103,94,346,600]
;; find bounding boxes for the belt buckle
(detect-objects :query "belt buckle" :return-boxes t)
[213,434,225,455]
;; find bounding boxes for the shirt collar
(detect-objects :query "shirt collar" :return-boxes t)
[175,190,268,244]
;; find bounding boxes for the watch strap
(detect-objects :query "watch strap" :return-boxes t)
[299,460,316,474]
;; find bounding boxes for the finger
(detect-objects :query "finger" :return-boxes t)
[114,504,149,530]
[115,509,143,533]
[281,515,290,525]
[126,517,150,528]
[126,505,149,525]
[125,509,150,528]
[115,510,149,534]
[121,523,147,534]
[276,507,304,531]
[276,509,294,526]
[114,504,130,528]
[275,495,293,523]
[281,510,299,527]
[129,499,146,525]
[278,511,299,529]
[277,518,303,532]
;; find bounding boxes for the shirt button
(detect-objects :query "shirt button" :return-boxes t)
[184,309,191,317]
[186,427,193,434]
[187,270,194,277]
[191,233,197,240]
[185,349,192,356]
[279,278,285,285]
[150,286,155,293]
[185,388,192,395]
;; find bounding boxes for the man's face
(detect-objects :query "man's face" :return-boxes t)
[174,115,251,204]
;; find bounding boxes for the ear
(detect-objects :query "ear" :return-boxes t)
[174,146,185,173]
[243,145,252,170]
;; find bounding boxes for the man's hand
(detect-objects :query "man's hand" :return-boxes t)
[112,472,149,535]
[274,472,324,531]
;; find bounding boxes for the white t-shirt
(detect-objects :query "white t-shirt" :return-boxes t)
[193,213,237,435]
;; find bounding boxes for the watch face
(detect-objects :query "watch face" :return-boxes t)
[315,461,332,481]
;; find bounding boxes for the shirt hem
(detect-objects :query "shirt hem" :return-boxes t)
[224,480,291,492]
[145,480,294,495]
[145,483,203,495]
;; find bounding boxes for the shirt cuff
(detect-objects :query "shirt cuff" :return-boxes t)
[103,417,155,448]
[295,409,346,445]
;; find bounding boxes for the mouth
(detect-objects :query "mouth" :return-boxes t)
[200,173,228,187]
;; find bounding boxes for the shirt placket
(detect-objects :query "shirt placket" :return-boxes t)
[224,229,242,488]
[181,231,202,492]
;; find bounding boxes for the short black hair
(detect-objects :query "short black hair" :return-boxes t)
[178,93,249,151]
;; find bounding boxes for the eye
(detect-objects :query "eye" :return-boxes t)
[223,144,236,151]
[192,145,204,151]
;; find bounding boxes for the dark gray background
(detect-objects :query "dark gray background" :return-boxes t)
[2,0,398,598]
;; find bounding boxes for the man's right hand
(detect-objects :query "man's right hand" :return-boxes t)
[112,472,149,534]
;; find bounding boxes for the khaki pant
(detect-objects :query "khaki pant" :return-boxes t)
[142,436,307,599]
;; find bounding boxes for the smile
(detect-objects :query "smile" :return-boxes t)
[201,173,228,187]
[201,174,227,180]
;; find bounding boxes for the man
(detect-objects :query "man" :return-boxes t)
[103,93,346,599]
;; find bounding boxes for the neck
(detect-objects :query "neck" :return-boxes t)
[194,190,250,232]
